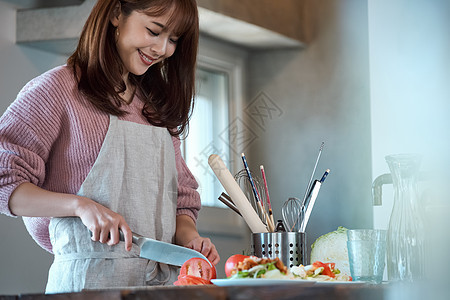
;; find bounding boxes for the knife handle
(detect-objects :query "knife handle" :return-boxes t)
[119,230,141,245]
[89,229,141,246]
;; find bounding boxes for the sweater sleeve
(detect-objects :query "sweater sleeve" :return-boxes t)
[0,115,45,216]
[171,136,201,223]
[0,77,60,216]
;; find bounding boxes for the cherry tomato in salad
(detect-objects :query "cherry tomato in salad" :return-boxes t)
[179,257,216,281]
[312,261,336,278]
[224,254,249,277]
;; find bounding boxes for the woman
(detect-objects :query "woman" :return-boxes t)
[0,0,219,293]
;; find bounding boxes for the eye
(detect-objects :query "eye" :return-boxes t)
[169,38,179,45]
[146,28,159,36]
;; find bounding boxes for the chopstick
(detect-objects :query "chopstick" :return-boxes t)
[241,153,262,204]
[241,153,274,232]
[260,165,275,231]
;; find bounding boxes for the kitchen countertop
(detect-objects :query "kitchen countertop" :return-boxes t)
[0,283,389,300]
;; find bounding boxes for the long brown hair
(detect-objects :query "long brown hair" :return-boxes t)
[67,0,199,136]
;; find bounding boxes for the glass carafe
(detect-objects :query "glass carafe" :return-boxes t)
[385,154,425,281]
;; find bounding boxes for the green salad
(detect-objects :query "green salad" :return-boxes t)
[228,257,290,280]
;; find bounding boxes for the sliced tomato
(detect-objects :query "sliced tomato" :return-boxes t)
[179,257,216,281]
[174,274,211,286]
[224,254,249,277]
[312,261,336,278]
[173,276,189,286]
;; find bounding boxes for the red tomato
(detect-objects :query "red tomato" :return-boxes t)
[179,257,216,281]
[312,261,336,278]
[224,254,249,277]
[174,274,211,286]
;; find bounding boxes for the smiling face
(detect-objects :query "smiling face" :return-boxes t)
[111,8,179,79]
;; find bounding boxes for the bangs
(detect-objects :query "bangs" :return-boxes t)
[138,0,198,37]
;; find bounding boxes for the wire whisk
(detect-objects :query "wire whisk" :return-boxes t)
[281,197,303,232]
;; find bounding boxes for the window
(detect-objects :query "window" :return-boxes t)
[183,67,229,206]
[181,36,247,207]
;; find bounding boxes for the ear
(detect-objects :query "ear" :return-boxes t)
[110,1,121,27]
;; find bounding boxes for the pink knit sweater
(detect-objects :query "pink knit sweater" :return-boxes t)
[0,65,201,253]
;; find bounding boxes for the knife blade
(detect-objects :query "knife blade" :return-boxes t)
[120,231,212,267]
[300,180,321,232]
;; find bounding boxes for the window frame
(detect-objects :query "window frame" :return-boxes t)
[194,36,248,178]
[192,36,251,238]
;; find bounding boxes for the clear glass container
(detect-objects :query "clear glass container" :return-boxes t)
[385,154,425,281]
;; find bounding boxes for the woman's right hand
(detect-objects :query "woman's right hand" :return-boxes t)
[9,182,133,251]
[75,197,133,251]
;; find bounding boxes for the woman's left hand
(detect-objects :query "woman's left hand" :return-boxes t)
[184,236,220,266]
[175,215,220,266]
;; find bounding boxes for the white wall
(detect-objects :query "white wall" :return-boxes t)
[368,0,450,229]
[0,1,67,295]
[368,0,450,290]
[246,0,373,252]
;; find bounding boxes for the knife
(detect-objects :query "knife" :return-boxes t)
[299,180,321,232]
[119,231,212,267]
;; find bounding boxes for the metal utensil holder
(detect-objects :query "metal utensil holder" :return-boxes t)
[251,232,306,268]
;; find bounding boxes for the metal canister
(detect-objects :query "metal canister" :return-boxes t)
[251,232,306,268]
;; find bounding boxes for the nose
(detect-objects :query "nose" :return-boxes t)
[151,37,169,58]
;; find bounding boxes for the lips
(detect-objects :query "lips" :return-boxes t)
[138,49,156,66]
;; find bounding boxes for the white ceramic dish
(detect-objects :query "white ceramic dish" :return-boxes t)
[314,280,367,285]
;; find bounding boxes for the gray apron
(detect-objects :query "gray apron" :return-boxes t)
[46,115,179,293]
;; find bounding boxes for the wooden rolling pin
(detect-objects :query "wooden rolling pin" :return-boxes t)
[208,154,268,233]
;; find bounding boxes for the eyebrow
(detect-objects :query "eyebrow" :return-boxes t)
[152,21,165,28]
